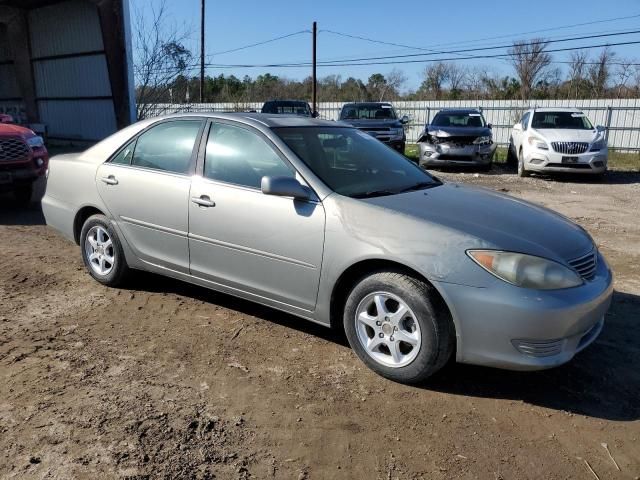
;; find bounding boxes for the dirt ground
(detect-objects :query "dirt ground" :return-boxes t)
[1,166,639,480]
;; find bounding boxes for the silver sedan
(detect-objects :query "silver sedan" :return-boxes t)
[42,113,613,384]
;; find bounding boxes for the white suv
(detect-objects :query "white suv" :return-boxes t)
[508,108,608,177]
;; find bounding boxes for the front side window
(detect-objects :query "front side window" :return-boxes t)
[274,127,439,198]
[131,120,203,174]
[531,111,594,130]
[521,112,530,130]
[204,123,295,189]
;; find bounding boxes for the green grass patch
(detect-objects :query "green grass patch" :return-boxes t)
[404,144,640,171]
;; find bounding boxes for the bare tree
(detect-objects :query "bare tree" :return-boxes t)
[133,0,193,120]
[420,62,449,99]
[508,38,552,100]
[446,63,467,98]
[588,47,615,98]
[378,69,407,101]
[567,50,588,99]
[614,58,635,98]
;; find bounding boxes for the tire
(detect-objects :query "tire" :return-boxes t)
[343,271,455,384]
[506,140,517,166]
[13,184,33,205]
[80,214,129,287]
[517,148,529,177]
[479,162,492,173]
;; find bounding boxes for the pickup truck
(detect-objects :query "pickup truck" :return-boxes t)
[338,102,408,154]
[0,114,49,204]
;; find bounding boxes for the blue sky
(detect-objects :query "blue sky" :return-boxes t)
[139,0,640,90]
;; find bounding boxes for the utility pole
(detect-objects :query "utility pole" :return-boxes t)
[312,21,317,116]
[199,0,205,103]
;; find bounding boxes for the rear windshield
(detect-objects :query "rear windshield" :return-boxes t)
[431,112,485,127]
[531,111,593,130]
[262,102,311,116]
[340,105,397,120]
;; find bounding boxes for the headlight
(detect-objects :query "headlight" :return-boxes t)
[527,136,548,150]
[473,136,492,145]
[590,139,607,152]
[27,136,44,148]
[467,250,583,290]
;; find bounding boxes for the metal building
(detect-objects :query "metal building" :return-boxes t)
[0,0,135,143]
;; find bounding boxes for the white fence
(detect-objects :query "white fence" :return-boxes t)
[144,99,640,151]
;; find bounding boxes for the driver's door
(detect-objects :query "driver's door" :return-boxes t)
[188,121,326,311]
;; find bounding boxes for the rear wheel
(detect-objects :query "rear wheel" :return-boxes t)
[80,214,129,287]
[343,271,454,384]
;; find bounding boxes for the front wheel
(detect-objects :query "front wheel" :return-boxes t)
[80,214,129,287]
[517,149,529,177]
[343,271,454,384]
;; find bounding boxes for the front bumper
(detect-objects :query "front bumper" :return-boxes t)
[0,148,49,189]
[524,148,607,174]
[419,141,496,167]
[434,251,613,370]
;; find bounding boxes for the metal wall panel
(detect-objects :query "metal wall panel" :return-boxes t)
[28,0,103,58]
[39,99,117,140]
[33,55,112,98]
[0,64,20,99]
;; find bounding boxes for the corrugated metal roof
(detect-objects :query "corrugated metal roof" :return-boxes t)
[28,0,103,58]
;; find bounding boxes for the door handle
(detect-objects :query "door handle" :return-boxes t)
[191,195,215,207]
[101,175,118,185]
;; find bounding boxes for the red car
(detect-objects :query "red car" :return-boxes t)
[0,114,49,204]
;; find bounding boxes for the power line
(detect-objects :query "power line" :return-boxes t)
[311,29,640,65]
[206,30,310,57]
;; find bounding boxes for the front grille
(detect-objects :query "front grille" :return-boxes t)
[512,338,565,357]
[551,141,589,154]
[569,250,597,281]
[0,138,30,162]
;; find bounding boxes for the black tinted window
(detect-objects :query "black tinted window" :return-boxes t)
[340,105,397,120]
[131,120,202,174]
[432,112,485,127]
[204,123,294,189]
[531,111,593,130]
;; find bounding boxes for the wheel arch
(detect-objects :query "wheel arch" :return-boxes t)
[329,259,456,339]
[73,205,106,244]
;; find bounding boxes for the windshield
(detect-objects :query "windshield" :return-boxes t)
[262,102,311,116]
[340,105,397,120]
[431,112,485,127]
[531,111,593,130]
[273,127,439,198]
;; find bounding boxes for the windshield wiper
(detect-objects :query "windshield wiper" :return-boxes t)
[397,181,440,193]
[351,189,398,199]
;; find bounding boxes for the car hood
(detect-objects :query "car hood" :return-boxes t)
[417,125,491,142]
[340,118,403,129]
[362,182,593,262]
[533,128,598,143]
[0,123,36,140]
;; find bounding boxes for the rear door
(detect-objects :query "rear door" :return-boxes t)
[188,121,326,310]
[96,119,205,273]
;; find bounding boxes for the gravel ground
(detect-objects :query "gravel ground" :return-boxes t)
[1,165,639,479]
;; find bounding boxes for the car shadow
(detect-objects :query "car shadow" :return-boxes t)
[0,196,46,226]
[486,163,640,185]
[129,272,638,421]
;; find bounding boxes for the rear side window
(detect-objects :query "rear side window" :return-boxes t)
[110,139,135,165]
[131,120,203,174]
[204,122,294,189]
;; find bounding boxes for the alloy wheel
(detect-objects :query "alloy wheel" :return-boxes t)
[354,291,421,368]
[84,226,115,276]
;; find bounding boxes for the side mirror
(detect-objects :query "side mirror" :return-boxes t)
[596,125,606,132]
[400,115,409,125]
[513,123,522,131]
[261,176,311,201]
[312,111,320,118]
[0,114,14,124]
[487,123,493,129]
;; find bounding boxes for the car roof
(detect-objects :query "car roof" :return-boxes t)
[153,112,341,128]
[263,100,310,105]
[341,102,393,107]
[528,107,584,113]
[436,108,482,114]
